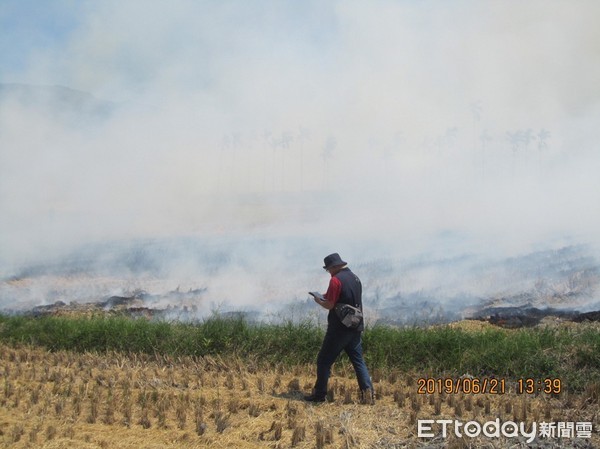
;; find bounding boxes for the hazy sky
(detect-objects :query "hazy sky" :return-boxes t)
[1,0,600,277]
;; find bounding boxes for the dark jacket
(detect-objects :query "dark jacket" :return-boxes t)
[327,267,364,332]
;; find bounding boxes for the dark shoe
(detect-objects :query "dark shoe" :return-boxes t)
[303,393,326,403]
[360,388,375,405]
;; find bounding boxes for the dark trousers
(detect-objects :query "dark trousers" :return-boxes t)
[314,328,373,397]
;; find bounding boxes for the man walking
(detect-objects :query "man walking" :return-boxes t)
[305,253,375,404]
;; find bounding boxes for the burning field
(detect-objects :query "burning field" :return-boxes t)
[1,241,599,447]
[2,240,600,327]
[3,2,600,447]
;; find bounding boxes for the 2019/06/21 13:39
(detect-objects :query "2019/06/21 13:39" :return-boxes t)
[417,377,563,395]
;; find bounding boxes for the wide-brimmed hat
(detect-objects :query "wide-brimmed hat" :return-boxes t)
[323,253,347,269]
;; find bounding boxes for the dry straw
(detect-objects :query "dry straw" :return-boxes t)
[0,336,599,448]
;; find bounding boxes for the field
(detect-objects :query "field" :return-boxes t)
[0,315,599,448]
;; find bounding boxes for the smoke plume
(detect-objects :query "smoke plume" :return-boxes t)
[1,1,599,319]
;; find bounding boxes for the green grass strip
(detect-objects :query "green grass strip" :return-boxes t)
[1,314,598,392]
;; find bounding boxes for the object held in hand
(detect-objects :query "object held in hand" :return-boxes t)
[309,291,325,301]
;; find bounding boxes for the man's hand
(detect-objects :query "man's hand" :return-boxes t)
[319,298,335,310]
[309,291,324,301]
[309,291,336,310]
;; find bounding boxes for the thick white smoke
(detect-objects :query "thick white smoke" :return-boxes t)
[1,1,599,317]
